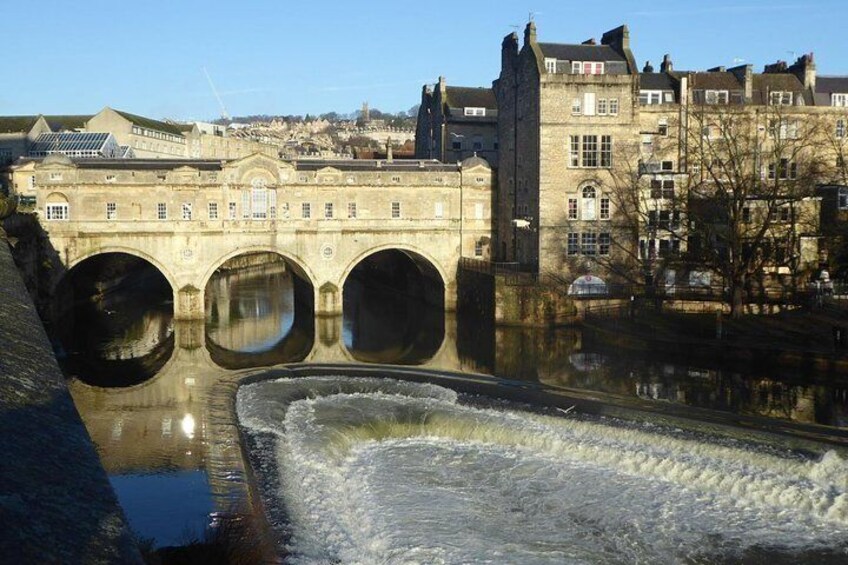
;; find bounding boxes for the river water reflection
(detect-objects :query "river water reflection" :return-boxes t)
[59,262,848,550]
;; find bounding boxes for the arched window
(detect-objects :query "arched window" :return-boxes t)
[582,185,596,220]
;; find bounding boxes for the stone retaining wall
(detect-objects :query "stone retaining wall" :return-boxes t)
[0,231,141,563]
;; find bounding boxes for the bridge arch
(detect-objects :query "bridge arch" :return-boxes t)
[201,246,317,293]
[61,245,179,296]
[339,243,449,294]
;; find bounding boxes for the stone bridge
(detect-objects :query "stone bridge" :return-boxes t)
[14,152,494,319]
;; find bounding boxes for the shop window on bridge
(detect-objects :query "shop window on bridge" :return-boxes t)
[228,201,236,220]
[46,202,69,220]
[348,202,357,219]
[157,202,167,220]
[208,202,218,220]
[182,202,192,221]
[106,202,117,220]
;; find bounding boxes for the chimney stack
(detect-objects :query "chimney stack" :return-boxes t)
[661,54,673,73]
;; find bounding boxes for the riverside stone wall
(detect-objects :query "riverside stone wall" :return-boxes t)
[0,232,141,563]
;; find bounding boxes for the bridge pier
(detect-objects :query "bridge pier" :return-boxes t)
[175,284,205,320]
[316,282,341,317]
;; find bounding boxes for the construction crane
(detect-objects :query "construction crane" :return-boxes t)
[203,67,231,122]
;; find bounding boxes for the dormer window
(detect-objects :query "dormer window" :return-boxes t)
[572,61,604,75]
[704,90,729,104]
[833,93,848,107]
[545,58,557,73]
[639,90,665,105]
[770,91,794,106]
[464,107,486,117]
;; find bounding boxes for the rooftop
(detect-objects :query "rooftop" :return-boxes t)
[112,109,186,137]
[538,43,625,63]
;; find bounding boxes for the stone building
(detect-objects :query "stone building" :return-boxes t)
[490,22,847,293]
[495,22,638,289]
[415,77,499,165]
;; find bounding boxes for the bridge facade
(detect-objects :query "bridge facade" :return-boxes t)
[13,152,494,318]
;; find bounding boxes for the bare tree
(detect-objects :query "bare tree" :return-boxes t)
[682,105,827,316]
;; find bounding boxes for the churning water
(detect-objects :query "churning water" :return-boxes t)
[237,376,848,563]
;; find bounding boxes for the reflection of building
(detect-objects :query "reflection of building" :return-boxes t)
[205,265,295,352]
[415,77,499,165]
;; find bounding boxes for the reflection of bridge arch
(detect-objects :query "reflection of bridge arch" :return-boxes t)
[339,244,449,294]
[201,246,317,292]
[59,246,179,295]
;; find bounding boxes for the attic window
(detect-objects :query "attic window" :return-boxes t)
[464,107,486,117]
[832,93,848,107]
[544,58,557,73]
[49,173,62,181]
[639,91,663,105]
[704,90,729,104]
[769,91,794,106]
[572,61,604,75]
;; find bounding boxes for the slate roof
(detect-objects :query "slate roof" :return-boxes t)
[753,74,805,93]
[751,74,812,105]
[0,116,40,134]
[113,110,186,136]
[538,43,625,62]
[443,87,497,110]
[686,72,743,90]
[640,73,678,91]
[817,76,848,93]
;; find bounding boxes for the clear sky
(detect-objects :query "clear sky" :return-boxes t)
[4,0,847,121]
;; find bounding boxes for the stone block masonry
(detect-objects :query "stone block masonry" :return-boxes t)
[0,231,141,563]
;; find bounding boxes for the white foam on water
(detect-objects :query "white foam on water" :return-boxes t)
[237,376,848,564]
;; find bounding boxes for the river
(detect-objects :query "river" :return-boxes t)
[53,260,848,560]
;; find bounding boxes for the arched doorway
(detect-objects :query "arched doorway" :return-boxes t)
[52,252,175,387]
[341,248,445,364]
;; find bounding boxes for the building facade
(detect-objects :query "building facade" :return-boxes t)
[415,77,499,165]
[491,22,848,293]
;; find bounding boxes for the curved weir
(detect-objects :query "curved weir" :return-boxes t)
[238,376,848,563]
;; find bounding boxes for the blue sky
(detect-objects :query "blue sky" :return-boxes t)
[4,0,847,120]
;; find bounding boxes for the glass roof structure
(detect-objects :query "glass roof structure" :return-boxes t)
[29,132,124,158]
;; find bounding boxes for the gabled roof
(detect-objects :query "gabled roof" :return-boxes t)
[640,73,678,91]
[112,109,185,136]
[817,76,848,94]
[538,43,625,63]
[443,87,497,109]
[0,116,40,134]
[44,115,92,132]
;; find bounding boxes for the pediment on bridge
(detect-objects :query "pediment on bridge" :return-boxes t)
[169,165,201,184]
[315,166,342,177]
[35,155,77,170]
[223,152,284,185]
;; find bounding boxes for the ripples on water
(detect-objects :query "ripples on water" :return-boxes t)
[237,376,848,563]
